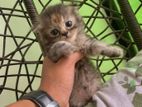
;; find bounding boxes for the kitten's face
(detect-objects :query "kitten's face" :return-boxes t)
[36,4,84,45]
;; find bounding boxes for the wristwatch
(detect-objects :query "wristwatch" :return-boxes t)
[21,90,59,107]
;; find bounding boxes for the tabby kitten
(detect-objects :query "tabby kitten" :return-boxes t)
[35,4,123,107]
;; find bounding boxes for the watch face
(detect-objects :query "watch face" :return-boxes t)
[46,101,59,107]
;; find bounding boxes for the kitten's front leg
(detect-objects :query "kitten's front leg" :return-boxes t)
[85,40,124,57]
[48,41,79,62]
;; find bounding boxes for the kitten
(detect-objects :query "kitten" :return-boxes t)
[35,4,123,107]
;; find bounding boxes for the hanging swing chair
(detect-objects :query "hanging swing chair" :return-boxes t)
[0,0,142,106]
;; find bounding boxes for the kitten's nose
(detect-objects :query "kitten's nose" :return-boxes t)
[62,32,68,37]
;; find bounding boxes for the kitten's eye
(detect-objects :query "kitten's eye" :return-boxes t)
[50,29,59,36]
[65,21,72,28]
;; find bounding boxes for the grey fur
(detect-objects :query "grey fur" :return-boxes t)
[35,4,123,107]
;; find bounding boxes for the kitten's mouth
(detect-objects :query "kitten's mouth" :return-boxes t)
[62,35,68,39]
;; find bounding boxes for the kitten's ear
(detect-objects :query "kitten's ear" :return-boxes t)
[33,23,43,33]
[71,5,79,14]
[67,3,79,13]
[69,5,83,22]
[73,7,79,14]
[32,15,46,33]
[69,3,79,8]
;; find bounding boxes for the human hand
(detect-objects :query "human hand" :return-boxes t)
[39,52,82,107]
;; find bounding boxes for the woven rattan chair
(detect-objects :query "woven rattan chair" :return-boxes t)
[0,0,142,106]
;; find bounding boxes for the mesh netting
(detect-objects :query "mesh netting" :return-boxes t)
[0,0,142,106]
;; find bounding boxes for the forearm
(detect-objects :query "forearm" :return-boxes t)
[39,57,76,107]
[7,52,82,107]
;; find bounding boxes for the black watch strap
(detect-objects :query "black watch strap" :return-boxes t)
[21,90,59,107]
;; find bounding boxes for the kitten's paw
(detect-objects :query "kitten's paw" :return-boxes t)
[110,46,124,57]
[101,46,124,58]
[48,41,78,62]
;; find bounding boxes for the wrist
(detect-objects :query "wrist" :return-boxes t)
[20,90,59,107]
[39,80,70,107]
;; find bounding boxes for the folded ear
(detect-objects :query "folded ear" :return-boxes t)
[68,5,79,14]
[32,23,43,33]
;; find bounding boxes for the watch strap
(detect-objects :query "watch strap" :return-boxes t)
[21,90,59,107]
